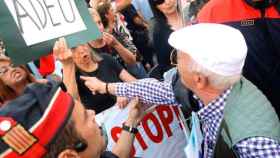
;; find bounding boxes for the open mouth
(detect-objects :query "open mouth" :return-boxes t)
[82,55,91,63]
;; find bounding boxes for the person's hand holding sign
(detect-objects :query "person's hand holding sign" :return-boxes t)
[53,38,80,100]
[53,38,73,65]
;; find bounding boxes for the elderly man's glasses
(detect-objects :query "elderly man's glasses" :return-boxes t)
[170,49,178,66]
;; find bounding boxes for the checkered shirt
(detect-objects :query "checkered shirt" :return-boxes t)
[193,88,231,158]
[115,78,280,158]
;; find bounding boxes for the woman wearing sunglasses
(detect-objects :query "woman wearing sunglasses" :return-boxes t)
[148,0,183,80]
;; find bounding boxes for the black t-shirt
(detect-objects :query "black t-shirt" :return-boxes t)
[76,53,123,113]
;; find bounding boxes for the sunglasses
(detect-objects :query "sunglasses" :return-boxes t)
[170,49,177,66]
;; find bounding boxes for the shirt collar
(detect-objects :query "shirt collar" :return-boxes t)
[194,87,232,123]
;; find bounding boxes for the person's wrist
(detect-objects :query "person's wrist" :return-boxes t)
[60,58,73,65]
[100,82,107,94]
[122,123,138,134]
[125,118,138,127]
[111,40,120,48]
[105,83,109,94]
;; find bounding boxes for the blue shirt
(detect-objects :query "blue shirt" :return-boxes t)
[132,0,154,21]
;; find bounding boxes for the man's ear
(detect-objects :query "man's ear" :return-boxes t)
[58,149,80,158]
[193,73,208,90]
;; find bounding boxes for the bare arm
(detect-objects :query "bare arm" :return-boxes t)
[112,98,143,158]
[80,76,178,106]
[53,38,80,100]
[103,32,137,65]
[119,69,136,82]
[133,12,149,29]
[113,0,132,12]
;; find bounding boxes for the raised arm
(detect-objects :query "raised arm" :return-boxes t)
[53,38,80,100]
[80,76,178,106]
[103,32,137,65]
[112,97,143,158]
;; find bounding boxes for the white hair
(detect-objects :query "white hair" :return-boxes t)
[188,59,241,90]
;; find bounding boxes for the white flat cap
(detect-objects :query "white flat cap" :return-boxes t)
[168,23,247,76]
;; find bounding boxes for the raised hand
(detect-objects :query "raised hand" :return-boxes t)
[127,97,145,126]
[53,38,73,64]
[80,76,106,94]
[102,32,118,47]
[116,96,129,109]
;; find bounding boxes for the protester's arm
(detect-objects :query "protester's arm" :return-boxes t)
[103,32,137,65]
[234,137,280,157]
[112,98,143,158]
[113,0,132,12]
[119,69,136,82]
[133,15,149,29]
[81,76,178,106]
[53,38,80,100]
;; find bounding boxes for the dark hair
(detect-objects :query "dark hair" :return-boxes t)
[84,0,91,7]
[148,0,168,23]
[44,119,87,158]
[96,1,111,28]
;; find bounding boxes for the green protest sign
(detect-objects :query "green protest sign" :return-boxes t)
[0,0,101,65]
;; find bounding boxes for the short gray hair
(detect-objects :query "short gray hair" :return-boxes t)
[188,59,241,90]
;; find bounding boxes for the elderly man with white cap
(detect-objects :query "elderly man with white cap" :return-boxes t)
[81,23,280,158]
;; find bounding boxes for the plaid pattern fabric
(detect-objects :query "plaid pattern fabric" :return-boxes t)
[235,137,280,158]
[115,78,177,106]
[115,78,280,158]
[195,88,231,158]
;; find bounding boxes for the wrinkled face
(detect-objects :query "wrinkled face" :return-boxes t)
[71,100,106,157]
[156,0,177,15]
[72,44,93,68]
[0,60,28,89]
[91,11,105,33]
[176,52,196,91]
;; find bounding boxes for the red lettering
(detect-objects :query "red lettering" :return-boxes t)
[111,126,122,143]
[141,113,163,143]
[156,106,173,137]
[135,132,148,150]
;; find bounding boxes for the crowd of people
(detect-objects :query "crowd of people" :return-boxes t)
[0,0,279,157]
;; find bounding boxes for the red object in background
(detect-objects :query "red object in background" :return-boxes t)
[39,53,55,77]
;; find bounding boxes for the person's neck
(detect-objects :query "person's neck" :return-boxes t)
[89,39,106,49]
[77,61,98,73]
[194,88,224,106]
[166,11,183,30]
